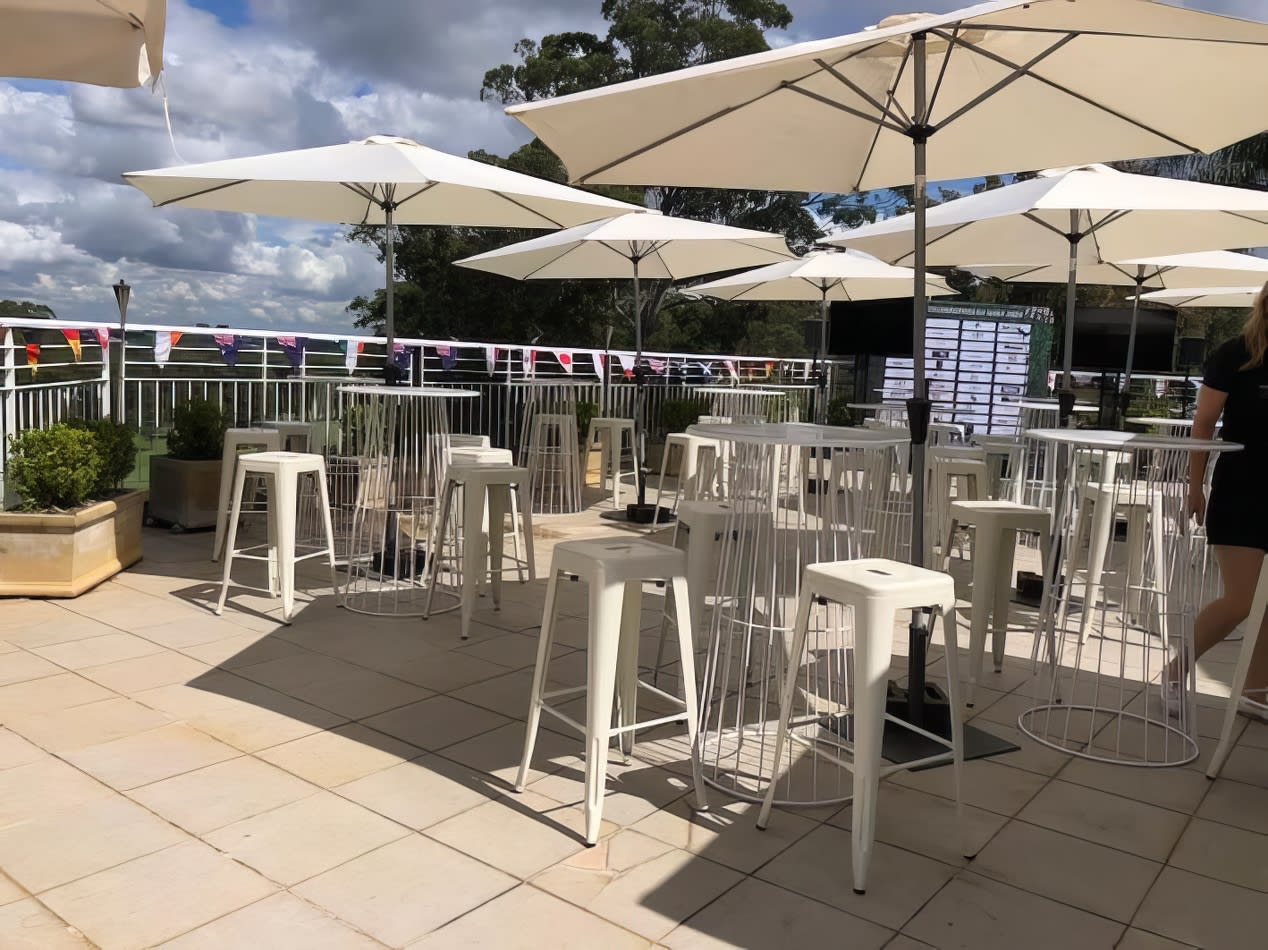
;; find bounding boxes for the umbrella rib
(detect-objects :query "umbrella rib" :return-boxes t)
[488,191,567,228]
[519,243,586,281]
[956,21,1268,46]
[95,0,143,29]
[1020,211,1071,240]
[782,85,910,136]
[929,32,1076,133]
[152,179,250,208]
[339,182,381,224]
[851,45,914,191]
[394,182,439,210]
[814,59,909,128]
[926,24,962,121]
[929,28,1202,155]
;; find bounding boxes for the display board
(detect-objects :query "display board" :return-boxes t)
[879,303,1045,435]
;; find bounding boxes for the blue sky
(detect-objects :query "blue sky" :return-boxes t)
[0,0,1260,332]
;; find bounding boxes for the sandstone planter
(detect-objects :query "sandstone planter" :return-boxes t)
[0,490,148,597]
[148,456,221,530]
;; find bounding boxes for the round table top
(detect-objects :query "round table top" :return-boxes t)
[1126,417,1219,428]
[1026,428,1240,453]
[338,385,479,398]
[847,401,908,411]
[688,421,908,449]
[1016,399,1099,412]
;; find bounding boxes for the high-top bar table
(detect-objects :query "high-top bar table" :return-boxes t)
[686,422,916,806]
[337,385,478,617]
[1019,428,1240,767]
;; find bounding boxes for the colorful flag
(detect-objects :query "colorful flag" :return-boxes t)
[92,327,110,349]
[552,349,574,374]
[154,330,182,367]
[276,335,307,370]
[340,339,364,373]
[436,344,458,371]
[24,342,38,375]
[524,348,537,378]
[214,334,241,367]
[647,357,667,375]
[724,359,738,380]
[699,361,714,381]
[617,353,635,378]
[392,342,410,369]
[61,329,81,362]
[591,352,605,381]
[764,361,776,378]
[484,345,499,375]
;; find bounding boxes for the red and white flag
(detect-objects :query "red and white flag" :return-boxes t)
[647,357,667,375]
[724,359,738,380]
[93,327,110,349]
[617,353,635,378]
[484,345,499,375]
[552,349,574,374]
[524,348,537,377]
[591,352,605,380]
[154,330,182,367]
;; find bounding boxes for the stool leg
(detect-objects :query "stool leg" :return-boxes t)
[213,449,236,561]
[938,603,973,860]
[264,473,279,598]
[214,464,248,616]
[313,463,338,595]
[517,482,537,581]
[509,483,525,583]
[423,479,455,621]
[584,578,625,845]
[516,567,561,792]
[850,601,892,895]
[756,584,815,830]
[966,522,997,706]
[488,485,507,612]
[616,578,642,762]
[460,477,485,639]
[991,529,1018,674]
[655,441,672,512]
[669,575,708,812]
[1079,493,1116,643]
[275,470,298,623]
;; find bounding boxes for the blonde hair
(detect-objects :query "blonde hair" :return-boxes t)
[1241,280,1268,370]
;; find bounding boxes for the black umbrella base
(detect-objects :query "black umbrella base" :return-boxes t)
[819,680,1019,771]
[599,504,676,526]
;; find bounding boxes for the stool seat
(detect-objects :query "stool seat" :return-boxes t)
[215,451,336,623]
[802,557,957,605]
[518,537,705,844]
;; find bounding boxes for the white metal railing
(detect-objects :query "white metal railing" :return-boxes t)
[1,319,842,499]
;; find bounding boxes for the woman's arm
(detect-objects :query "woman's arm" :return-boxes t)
[1187,384,1228,522]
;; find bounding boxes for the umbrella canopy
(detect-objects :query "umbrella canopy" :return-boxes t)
[1139,286,1263,309]
[125,136,647,353]
[692,249,957,421]
[1,0,165,87]
[832,164,1268,385]
[456,213,793,510]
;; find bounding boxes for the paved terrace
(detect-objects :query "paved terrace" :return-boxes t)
[0,507,1265,949]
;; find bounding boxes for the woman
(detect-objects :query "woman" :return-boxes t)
[1180,280,1268,722]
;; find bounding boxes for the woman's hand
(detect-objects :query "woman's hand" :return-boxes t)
[1186,485,1207,525]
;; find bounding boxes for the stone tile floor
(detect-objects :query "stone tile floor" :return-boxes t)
[0,507,1265,949]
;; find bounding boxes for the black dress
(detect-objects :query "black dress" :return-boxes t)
[1202,337,1268,551]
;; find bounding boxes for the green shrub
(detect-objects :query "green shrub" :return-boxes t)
[575,401,600,445]
[64,418,138,495]
[7,424,102,510]
[660,398,706,433]
[825,396,856,427]
[167,398,227,461]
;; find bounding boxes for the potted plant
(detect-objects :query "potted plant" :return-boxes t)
[1,418,146,596]
[148,397,227,530]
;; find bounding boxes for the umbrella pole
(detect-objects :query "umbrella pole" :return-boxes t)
[1058,210,1081,426]
[1119,266,1146,427]
[383,202,397,383]
[816,287,829,424]
[632,257,647,509]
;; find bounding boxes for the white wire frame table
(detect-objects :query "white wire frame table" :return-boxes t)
[1012,400,1100,510]
[337,385,479,617]
[1020,428,1240,767]
[685,422,912,806]
[516,381,583,515]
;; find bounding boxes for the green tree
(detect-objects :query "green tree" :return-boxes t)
[0,300,55,318]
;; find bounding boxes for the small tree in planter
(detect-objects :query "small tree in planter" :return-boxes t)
[2,421,148,596]
[149,397,228,530]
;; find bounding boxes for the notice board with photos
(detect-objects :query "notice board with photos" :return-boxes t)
[879,301,1051,435]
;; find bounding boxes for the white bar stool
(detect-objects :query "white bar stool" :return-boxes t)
[756,558,968,894]
[525,412,582,514]
[425,462,535,637]
[655,433,723,513]
[445,446,527,584]
[261,420,314,453]
[213,427,283,561]
[215,451,337,623]
[449,433,491,450]
[927,446,988,564]
[585,417,636,509]
[973,435,1025,502]
[517,537,706,845]
[943,500,1050,704]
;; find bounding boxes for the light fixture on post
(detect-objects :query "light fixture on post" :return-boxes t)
[111,279,130,420]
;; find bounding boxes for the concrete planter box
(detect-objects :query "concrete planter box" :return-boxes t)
[148,456,222,530]
[0,490,148,597]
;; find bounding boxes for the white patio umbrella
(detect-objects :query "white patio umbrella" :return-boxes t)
[124,136,648,355]
[832,164,1268,389]
[455,213,793,514]
[503,0,1268,573]
[1,0,165,87]
[1139,286,1263,309]
[691,249,956,421]
[968,249,1268,390]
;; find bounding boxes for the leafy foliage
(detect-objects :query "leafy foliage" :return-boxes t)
[659,397,707,432]
[63,418,138,495]
[576,401,601,444]
[0,300,55,319]
[166,398,227,461]
[7,424,102,510]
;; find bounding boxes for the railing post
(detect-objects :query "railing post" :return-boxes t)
[1,327,15,502]
[99,328,112,420]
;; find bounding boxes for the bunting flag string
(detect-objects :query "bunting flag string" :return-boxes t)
[647,357,667,375]
[93,327,110,349]
[484,345,499,376]
[617,353,635,378]
[764,361,776,379]
[391,342,410,369]
[61,329,81,362]
[552,349,574,374]
[24,342,39,375]
[214,334,242,367]
[153,330,182,367]
[699,361,714,381]
[591,352,605,381]
[276,335,307,370]
[436,344,458,371]
[524,348,536,378]
[340,339,364,373]
[724,359,738,380]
